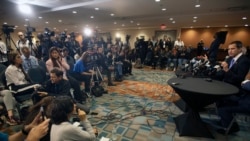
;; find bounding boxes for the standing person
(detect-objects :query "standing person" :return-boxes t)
[174,37,184,51]
[16,32,36,56]
[49,96,96,141]
[207,32,221,65]
[0,38,8,66]
[197,39,204,56]
[21,47,39,73]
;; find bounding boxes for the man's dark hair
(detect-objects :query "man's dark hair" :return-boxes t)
[230,41,242,48]
[50,68,63,77]
[62,47,69,52]
[49,96,74,124]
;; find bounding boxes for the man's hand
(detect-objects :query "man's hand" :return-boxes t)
[26,119,50,141]
[78,109,86,121]
[37,91,48,96]
[221,61,229,72]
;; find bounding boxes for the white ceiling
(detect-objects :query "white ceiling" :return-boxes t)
[0,0,250,33]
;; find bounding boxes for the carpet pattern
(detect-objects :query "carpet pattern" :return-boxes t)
[89,68,250,141]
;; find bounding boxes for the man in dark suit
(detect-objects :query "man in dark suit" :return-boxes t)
[220,41,250,88]
[216,41,250,134]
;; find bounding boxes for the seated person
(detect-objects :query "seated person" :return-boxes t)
[33,68,89,112]
[0,89,17,125]
[0,112,50,141]
[72,52,96,93]
[21,46,39,73]
[49,96,96,141]
[5,52,40,100]
[217,79,250,134]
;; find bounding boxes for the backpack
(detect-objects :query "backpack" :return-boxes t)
[91,85,104,97]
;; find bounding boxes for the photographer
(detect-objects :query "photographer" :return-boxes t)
[96,47,115,86]
[72,52,95,93]
[0,38,8,66]
[65,33,80,58]
[17,31,37,57]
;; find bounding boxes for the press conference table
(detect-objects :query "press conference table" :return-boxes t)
[168,77,239,138]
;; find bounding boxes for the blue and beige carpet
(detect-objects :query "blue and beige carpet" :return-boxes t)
[89,68,250,141]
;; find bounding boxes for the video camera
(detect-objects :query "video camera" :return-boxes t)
[25,26,36,39]
[2,25,15,35]
[59,31,67,42]
[37,28,55,41]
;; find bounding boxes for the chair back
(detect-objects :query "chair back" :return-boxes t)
[0,64,6,74]
[27,67,47,84]
[38,60,47,73]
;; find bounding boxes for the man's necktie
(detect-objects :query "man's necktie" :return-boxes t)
[229,59,235,69]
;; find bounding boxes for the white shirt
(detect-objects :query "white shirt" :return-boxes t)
[5,65,29,86]
[0,40,8,63]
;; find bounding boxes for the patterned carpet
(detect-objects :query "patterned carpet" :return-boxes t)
[89,68,250,141]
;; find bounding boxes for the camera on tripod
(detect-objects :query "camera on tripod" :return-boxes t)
[25,26,36,39]
[59,31,67,42]
[87,52,99,68]
[2,25,15,35]
[37,28,55,41]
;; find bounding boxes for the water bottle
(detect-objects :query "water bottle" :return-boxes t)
[111,126,117,141]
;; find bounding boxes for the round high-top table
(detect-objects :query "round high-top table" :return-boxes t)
[168,77,239,138]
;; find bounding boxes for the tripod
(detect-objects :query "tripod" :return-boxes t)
[86,64,104,107]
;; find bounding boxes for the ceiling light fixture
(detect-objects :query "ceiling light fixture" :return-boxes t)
[245,24,249,27]
[193,20,197,22]
[3,22,7,25]
[72,11,77,14]
[172,21,175,23]
[110,13,115,16]
[155,0,160,2]
[114,22,117,24]
[38,16,43,19]
[195,0,201,8]
[90,16,94,18]
[137,23,140,26]
[162,8,166,11]
[169,18,173,20]
[242,17,247,20]
[45,21,49,24]
[130,21,134,23]
[58,20,62,22]
[225,25,228,27]
[95,8,99,10]
[18,4,32,15]
[206,26,210,28]
[193,16,197,19]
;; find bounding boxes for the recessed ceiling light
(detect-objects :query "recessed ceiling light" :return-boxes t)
[130,20,134,23]
[137,23,140,26]
[122,24,125,27]
[90,16,94,19]
[169,18,173,20]
[193,16,197,19]
[155,0,160,2]
[110,13,115,16]
[58,20,62,22]
[162,8,167,11]
[45,21,49,24]
[3,22,7,24]
[225,25,228,27]
[193,20,197,22]
[65,29,68,31]
[96,26,99,29]
[15,25,18,28]
[190,26,193,28]
[95,8,99,10]
[53,27,56,30]
[172,21,175,23]
[38,16,43,19]
[24,24,27,27]
[206,26,210,28]
[195,4,200,8]
[25,19,29,21]
[245,24,249,27]
[242,17,247,20]
[114,22,117,24]
[72,11,77,14]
